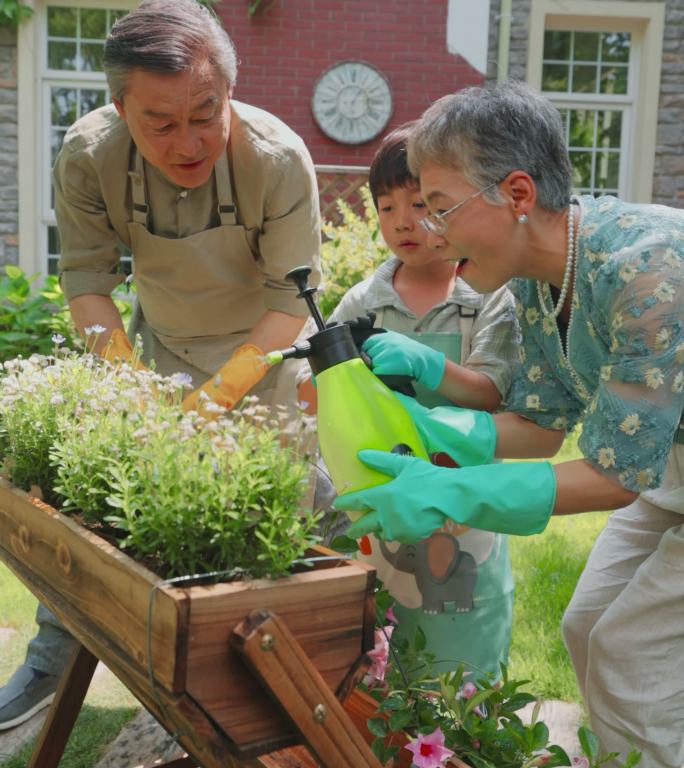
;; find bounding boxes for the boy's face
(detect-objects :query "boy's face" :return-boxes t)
[376,184,443,268]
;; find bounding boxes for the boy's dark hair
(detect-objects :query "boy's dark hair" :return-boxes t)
[369,121,419,207]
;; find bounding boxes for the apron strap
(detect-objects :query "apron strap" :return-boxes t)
[215,151,237,226]
[128,148,149,225]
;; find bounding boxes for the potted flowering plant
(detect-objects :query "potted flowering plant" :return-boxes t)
[348,588,642,768]
[0,335,377,767]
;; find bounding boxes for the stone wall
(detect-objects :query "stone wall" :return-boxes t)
[0,26,17,266]
[487,0,684,208]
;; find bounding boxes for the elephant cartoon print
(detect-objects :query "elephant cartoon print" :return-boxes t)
[378,530,478,614]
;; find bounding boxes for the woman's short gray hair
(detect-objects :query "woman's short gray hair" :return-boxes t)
[407,81,573,211]
[103,0,238,101]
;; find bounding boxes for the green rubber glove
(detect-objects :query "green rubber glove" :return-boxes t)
[334,450,556,543]
[393,393,496,467]
[362,330,446,391]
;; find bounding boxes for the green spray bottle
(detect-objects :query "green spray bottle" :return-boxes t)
[266,267,429,524]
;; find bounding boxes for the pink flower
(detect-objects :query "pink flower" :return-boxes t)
[458,682,477,700]
[367,625,393,684]
[406,728,455,768]
[572,758,590,768]
[386,604,398,624]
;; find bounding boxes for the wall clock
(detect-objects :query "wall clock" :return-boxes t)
[312,61,393,145]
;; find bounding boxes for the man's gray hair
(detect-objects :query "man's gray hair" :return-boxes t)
[103,0,238,101]
[407,81,573,212]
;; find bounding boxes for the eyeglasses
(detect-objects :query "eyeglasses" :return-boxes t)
[419,181,500,236]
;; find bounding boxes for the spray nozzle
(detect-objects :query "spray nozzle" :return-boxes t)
[286,266,326,331]
[265,340,312,366]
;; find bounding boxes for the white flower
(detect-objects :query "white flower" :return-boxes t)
[655,328,671,350]
[526,394,541,409]
[551,416,568,430]
[645,367,664,389]
[611,312,623,331]
[619,414,641,436]
[636,468,655,489]
[586,321,596,339]
[672,372,684,394]
[598,447,616,468]
[525,307,540,326]
[617,214,637,229]
[581,223,598,237]
[51,333,66,345]
[676,343,684,365]
[618,264,637,283]
[598,200,615,213]
[84,324,107,335]
[671,228,684,242]
[527,365,543,383]
[518,346,527,364]
[542,315,555,336]
[50,394,64,405]
[653,281,675,303]
[662,247,682,268]
[600,365,613,381]
[170,372,194,388]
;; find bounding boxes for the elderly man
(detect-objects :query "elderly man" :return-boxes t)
[0,0,320,729]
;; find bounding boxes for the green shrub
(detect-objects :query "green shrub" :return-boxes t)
[319,186,390,318]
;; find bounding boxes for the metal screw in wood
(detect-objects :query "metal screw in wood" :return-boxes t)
[260,633,275,651]
[312,704,327,723]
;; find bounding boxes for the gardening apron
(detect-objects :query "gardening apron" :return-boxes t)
[360,319,514,679]
[126,147,297,407]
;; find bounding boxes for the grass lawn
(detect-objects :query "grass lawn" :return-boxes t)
[508,431,609,705]
[0,429,608,765]
[0,564,139,768]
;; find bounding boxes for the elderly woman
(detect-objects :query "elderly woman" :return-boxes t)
[334,82,684,768]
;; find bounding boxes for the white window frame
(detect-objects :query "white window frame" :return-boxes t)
[18,0,135,277]
[527,0,665,203]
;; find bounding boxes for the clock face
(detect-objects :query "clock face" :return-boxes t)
[312,61,393,145]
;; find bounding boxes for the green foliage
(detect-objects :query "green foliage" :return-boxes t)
[0,266,79,360]
[0,346,320,579]
[361,589,641,768]
[319,186,390,319]
[0,0,33,27]
[0,265,133,361]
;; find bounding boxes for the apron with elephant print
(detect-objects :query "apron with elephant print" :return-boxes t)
[358,329,515,678]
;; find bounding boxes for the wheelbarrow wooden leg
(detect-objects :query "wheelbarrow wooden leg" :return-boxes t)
[231,610,382,768]
[28,642,98,768]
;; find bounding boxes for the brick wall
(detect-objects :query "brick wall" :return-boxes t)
[218,0,484,165]
[0,26,17,266]
[486,0,684,208]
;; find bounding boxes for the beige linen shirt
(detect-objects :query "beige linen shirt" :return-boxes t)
[54,100,321,317]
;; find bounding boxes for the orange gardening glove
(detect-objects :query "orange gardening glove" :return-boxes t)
[181,343,268,416]
[101,328,149,371]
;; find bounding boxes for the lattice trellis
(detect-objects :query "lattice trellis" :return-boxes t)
[315,165,370,224]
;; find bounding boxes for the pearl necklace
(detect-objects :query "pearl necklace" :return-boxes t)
[536,202,575,319]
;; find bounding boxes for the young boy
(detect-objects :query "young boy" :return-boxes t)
[299,123,520,678]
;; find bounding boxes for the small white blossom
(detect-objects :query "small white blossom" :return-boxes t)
[653,281,676,303]
[645,367,664,390]
[525,394,541,410]
[525,307,540,326]
[597,447,616,468]
[672,372,684,394]
[619,414,641,436]
[527,365,543,383]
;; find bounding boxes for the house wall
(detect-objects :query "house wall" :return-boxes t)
[487,0,684,207]
[0,27,17,267]
[218,0,484,166]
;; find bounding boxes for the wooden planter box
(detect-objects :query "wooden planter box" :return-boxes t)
[0,479,377,767]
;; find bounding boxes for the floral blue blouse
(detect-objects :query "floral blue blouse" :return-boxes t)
[506,195,684,492]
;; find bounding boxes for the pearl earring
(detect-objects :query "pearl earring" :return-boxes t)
[518,214,528,224]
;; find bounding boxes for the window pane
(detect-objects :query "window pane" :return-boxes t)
[81,8,107,39]
[574,32,599,62]
[597,110,622,149]
[572,64,597,94]
[80,89,107,116]
[81,42,105,72]
[602,32,630,63]
[51,88,78,126]
[543,30,570,60]
[595,152,620,191]
[108,8,127,29]
[542,63,570,92]
[569,110,596,148]
[48,41,77,70]
[51,128,67,166]
[600,65,628,96]
[569,150,593,189]
[48,7,77,37]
